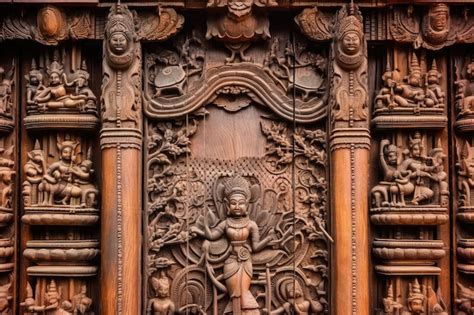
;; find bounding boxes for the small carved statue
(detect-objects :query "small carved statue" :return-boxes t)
[457,141,474,207]
[190,175,277,314]
[402,278,425,315]
[374,62,401,110]
[270,280,323,314]
[392,54,425,109]
[383,283,402,315]
[0,147,15,208]
[25,59,44,113]
[424,59,444,107]
[0,277,12,314]
[23,140,46,206]
[33,54,90,112]
[23,137,98,208]
[64,60,97,112]
[371,139,411,207]
[456,282,474,315]
[71,285,92,314]
[147,273,175,315]
[399,132,434,205]
[23,280,71,315]
[455,59,474,116]
[429,145,449,206]
[0,62,14,117]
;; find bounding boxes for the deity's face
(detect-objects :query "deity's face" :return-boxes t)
[409,298,424,313]
[109,33,128,55]
[29,75,40,86]
[341,32,361,55]
[227,193,248,217]
[411,144,421,158]
[49,72,61,86]
[387,151,397,166]
[61,147,72,161]
[430,9,448,32]
[228,0,253,18]
[409,74,422,87]
[157,283,169,298]
[427,73,439,84]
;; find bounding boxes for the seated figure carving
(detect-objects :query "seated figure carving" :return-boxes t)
[23,138,98,209]
[29,54,97,114]
[371,132,448,208]
[374,54,445,114]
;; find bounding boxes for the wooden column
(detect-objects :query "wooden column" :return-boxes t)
[100,4,142,315]
[329,4,370,314]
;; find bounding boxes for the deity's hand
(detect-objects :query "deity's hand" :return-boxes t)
[189,226,201,238]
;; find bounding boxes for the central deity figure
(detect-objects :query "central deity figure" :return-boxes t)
[192,175,275,314]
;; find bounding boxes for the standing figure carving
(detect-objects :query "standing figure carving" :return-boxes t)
[102,3,141,129]
[0,62,14,118]
[191,175,276,314]
[331,3,367,128]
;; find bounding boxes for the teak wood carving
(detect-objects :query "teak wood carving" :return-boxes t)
[0,0,473,314]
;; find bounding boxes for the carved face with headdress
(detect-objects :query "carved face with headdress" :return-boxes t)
[47,59,64,86]
[151,276,170,298]
[57,140,78,162]
[105,4,134,56]
[227,0,253,19]
[408,132,423,159]
[429,4,449,32]
[223,175,251,217]
[384,144,398,166]
[335,5,364,69]
[407,279,425,314]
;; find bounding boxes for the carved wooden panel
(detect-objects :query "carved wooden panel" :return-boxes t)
[18,43,101,315]
[144,13,330,314]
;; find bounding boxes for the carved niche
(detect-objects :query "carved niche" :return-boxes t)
[144,16,330,313]
[23,50,99,131]
[372,52,447,130]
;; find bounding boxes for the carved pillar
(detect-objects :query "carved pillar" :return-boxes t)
[100,4,142,314]
[329,5,370,314]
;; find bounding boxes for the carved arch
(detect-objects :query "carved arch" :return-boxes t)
[143,63,327,123]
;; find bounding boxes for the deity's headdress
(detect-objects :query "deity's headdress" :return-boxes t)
[224,175,251,200]
[427,59,441,79]
[410,53,422,77]
[28,59,43,81]
[105,4,134,41]
[408,278,425,303]
[46,52,64,76]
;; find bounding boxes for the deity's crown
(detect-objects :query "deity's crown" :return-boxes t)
[408,278,425,302]
[410,53,421,76]
[224,175,250,199]
[427,59,440,77]
[337,4,363,39]
[431,3,449,15]
[47,54,64,76]
[385,144,397,155]
[106,4,134,38]
[386,283,394,298]
[48,279,57,292]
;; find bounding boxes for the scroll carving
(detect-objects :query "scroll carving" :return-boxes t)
[101,3,142,140]
[144,30,328,124]
[145,116,329,313]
